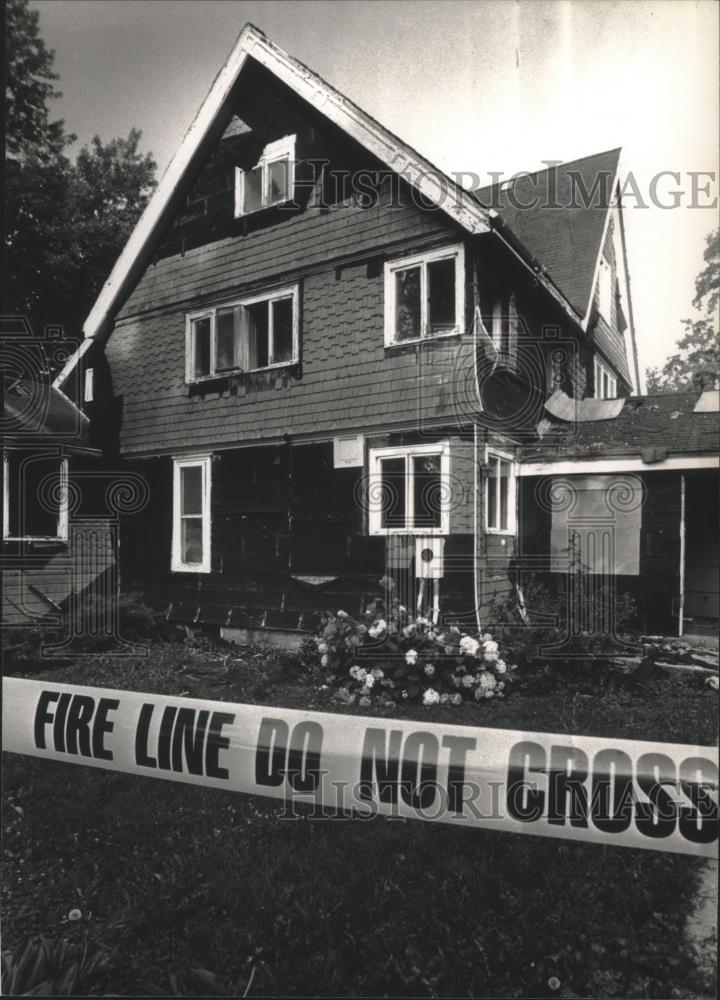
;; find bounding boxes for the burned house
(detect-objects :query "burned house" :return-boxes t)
[51,24,717,641]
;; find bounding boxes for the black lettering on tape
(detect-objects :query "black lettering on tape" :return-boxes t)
[635,753,677,839]
[359,728,402,803]
[400,731,439,811]
[678,757,719,845]
[507,741,546,822]
[256,718,289,786]
[205,712,234,779]
[547,745,589,828]
[442,735,476,816]
[34,691,60,750]
[591,749,634,834]
[286,721,323,793]
[135,704,157,768]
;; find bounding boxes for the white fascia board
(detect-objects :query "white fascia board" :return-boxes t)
[55,25,489,388]
[519,455,720,477]
[580,159,622,333]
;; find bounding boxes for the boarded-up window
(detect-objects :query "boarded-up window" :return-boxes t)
[550,474,642,575]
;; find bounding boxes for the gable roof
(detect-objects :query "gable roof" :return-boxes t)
[53,27,634,393]
[520,390,720,464]
[53,23,491,386]
[473,149,621,320]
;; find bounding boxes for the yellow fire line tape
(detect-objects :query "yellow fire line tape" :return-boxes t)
[2,677,717,857]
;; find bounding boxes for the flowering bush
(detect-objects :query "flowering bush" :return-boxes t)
[300,600,517,707]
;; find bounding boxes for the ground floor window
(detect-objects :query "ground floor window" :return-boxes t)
[485,450,516,534]
[368,443,449,535]
[172,455,211,572]
[3,451,69,541]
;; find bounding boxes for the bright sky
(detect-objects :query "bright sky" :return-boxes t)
[35,0,719,380]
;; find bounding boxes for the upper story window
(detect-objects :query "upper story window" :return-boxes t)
[485,450,516,535]
[384,245,465,346]
[172,455,211,573]
[234,134,295,216]
[3,452,69,542]
[594,356,617,399]
[597,255,612,323]
[368,442,450,535]
[186,286,299,382]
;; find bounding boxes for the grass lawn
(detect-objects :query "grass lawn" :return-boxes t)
[2,638,717,998]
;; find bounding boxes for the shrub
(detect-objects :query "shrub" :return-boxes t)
[300,598,517,707]
[484,571,640,669]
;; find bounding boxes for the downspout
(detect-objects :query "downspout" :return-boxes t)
[678,474,686,637]
[472,260,483,633]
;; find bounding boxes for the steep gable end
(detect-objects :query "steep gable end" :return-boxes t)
[53,23,489,387]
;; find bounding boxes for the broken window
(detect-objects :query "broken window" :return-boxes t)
[593,356,617,399]
[235,134,295,216]
[385,246,464,344]
[187,287,299,380]
[172,456,211,572]
[3,452,69,541]
[369,444,449,534]
[485,452,515,534]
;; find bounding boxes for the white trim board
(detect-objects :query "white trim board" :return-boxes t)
[519,455,720,477]
[54,24,490,388]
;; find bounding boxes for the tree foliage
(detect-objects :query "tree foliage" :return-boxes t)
[645,228,720,393]
[4,0,157,343]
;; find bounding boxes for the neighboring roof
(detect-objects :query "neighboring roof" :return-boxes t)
[520,390,720,463]
[473,149,621,321]
[2,378,93,450]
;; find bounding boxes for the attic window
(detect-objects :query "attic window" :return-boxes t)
[594,356,617,399]
[598,255,612,323]
[3,452,69,542]
[384,245,465,345]
[234,134,295,216]
[186,286,299,381]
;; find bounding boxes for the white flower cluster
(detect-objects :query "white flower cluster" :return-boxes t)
[368,619,387,639]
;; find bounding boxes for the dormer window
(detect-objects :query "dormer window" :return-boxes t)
[594,356,617,399]
[598,255,612,323]
[235,135,295,216]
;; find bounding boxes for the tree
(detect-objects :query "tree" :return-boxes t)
[645,228,720,393]
[5,0,73,161]
[4,0,157,345]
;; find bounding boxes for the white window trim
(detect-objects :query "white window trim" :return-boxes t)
[172,455,212,573]
[3,453,69,542]
[598,255,612,323]
[234,134,296,217]
[368,441,450,536]
[484,448,517,536]
[185,285,300,383]
[593,356,617,399]
[384,244,465,347]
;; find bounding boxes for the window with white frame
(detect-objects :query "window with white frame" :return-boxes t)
[172,456,211,572]
[235,134,295,216]
[484,450,516,534]
[368,443,450,535]
[3,452,69,542]
[593,356,617,399]
[597,255,612,322]
[384,245,464,345]
[186,286,299,381]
